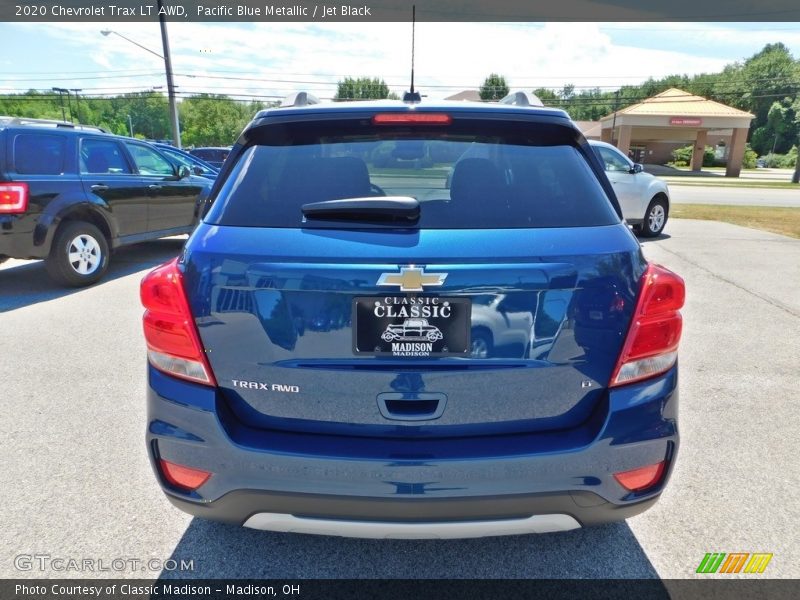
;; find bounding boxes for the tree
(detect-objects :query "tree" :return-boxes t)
[334,77,390,101]
[532,88,558,105]
[179,94,253,146]
[479,74,509,101]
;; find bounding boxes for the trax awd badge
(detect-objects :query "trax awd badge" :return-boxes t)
[377,266,447,292]
[231,380,300,393]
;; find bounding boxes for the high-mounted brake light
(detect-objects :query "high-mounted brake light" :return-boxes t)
[0,182,28,214]
[141,258,216,386]
[372,113,452,125]
[159,459,211,491]
[610,264,685,387]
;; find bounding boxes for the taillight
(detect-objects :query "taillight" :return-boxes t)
[0,182,28,213]
[141,258,216,386]
[372,113,452,125]
[159,459,211,491]
[614,461,667,492]
[610,264,685,387]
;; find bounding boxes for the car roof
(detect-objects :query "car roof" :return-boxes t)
[588,140,621,150]
[0,117,109,135]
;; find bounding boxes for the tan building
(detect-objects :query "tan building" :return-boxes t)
[599,88,755,177]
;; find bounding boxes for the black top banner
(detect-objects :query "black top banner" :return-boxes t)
[3,0,800,22]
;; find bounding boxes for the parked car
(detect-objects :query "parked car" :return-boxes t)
[187,146,231,169]
[142,94,685,538]
[381,318,443,342]
[150,142,219,180]
[0,117,210,285]
[589,140,670,237]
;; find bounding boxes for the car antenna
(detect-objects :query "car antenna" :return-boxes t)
[403,5,422,103]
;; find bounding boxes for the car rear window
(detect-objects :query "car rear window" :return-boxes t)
[205,117,618,229]
[13,133,67,175]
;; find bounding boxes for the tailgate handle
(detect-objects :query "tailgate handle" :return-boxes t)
[377,393,447,422]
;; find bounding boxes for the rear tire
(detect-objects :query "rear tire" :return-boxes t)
[470,330,493,359]
[45,221,110,287]
[640,197,668,238]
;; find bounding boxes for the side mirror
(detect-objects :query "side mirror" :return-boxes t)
[629,163,643,174]
[178,165,192,179]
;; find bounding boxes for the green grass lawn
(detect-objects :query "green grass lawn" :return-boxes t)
[672,204,800,239]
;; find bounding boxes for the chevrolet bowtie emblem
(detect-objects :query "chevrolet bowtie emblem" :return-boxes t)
[377,267,447,292]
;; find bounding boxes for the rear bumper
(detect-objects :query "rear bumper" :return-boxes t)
[0,214,46,259]
[165,488,659,538]
[147,363,679,537]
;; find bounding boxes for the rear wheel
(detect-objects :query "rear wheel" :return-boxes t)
[640,197,668,238]
[45,221,110,287]
[470,330,493,359]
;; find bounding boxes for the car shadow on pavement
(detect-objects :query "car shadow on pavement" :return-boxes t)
[638,233,671,244]
[159,517,664,580]
[0,239,185,313]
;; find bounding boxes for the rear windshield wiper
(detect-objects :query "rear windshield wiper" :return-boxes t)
[301,197,420,222]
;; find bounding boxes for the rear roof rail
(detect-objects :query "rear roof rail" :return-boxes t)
[0,116,108,133]
[499,91,545,108]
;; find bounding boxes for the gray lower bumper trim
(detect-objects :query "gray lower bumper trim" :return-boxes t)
[242,512,581,539]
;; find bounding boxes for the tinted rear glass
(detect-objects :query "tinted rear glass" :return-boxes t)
[14,133,67,175]
[206,117,618,229]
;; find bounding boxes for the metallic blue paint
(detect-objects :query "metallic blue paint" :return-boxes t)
[145,102,679,528]
[147,362,677,507]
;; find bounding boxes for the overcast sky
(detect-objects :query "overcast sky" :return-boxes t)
[1,22,799,101]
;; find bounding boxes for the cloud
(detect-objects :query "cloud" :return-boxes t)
[1,21,796,102]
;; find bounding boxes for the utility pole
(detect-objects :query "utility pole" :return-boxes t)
[51,87,67,121]
[610,90,620,146]
[100,24,181,147]
[157,0,181,148]
[127,115,134,137]
[70,89,82,123]
[65,90,74,122]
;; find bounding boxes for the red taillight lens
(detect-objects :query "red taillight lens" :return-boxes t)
[159,459,211,491]
[372,113,452,125]
[610,264,685,387]
[614,461,667,492]
[141,258,216,386]
[0,182,29,213]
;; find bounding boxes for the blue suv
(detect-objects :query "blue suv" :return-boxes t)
[141,94,685,538]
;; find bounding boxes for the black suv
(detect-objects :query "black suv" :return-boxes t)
[0,118,209,286]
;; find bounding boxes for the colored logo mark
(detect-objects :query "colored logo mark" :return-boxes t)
[696,553,773,574]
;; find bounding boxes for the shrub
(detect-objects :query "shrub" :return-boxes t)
[671,145,693,165]
[742,144,758,169]
[670,144,715,167]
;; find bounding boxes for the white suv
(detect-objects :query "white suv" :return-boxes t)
[590,140,670,237]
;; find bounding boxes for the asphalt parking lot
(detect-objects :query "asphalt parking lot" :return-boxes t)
[1,219,798,580]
